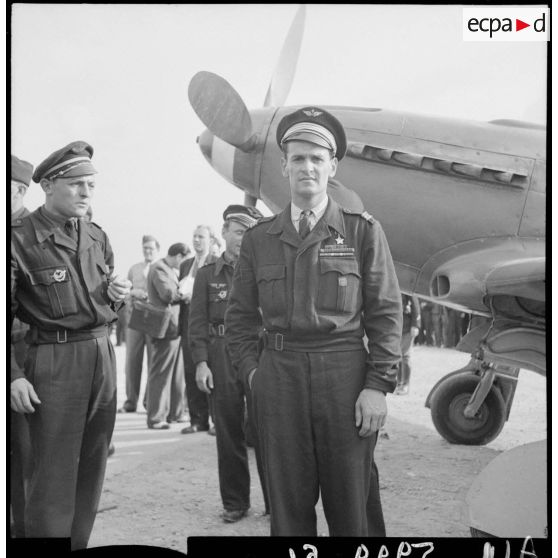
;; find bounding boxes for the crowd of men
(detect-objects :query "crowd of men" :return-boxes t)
[10,106,485,548]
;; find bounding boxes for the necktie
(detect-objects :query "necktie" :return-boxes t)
[299,210,312,239]
[64,219,78,242]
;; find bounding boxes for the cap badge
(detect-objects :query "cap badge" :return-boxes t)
[303,109,323,117]
[218,290,228,300]
[335,233,345,245]
[52,269,67,282]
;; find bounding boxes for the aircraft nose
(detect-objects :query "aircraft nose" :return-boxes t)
[196,128,259,200]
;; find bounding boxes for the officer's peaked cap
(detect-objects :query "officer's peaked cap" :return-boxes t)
[11,155,34,187]
[32,141,97,183]
[276,106,347,160]
[223,205,263,228]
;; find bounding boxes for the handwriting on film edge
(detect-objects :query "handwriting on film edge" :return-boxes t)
[288,537,538,558]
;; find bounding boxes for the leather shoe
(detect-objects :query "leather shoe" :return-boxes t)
[208,426,216,436]
[222,508,248,523]
[148,421,170,430]
[181,424,209,434]
[118,404,137,413]
[108,443,115,457]
[394,383,409,396]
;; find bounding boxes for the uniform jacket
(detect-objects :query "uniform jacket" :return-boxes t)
[146,258,183,339]
[11,206,119,380]
[225,197,403,393]
[188,254,234,365]
[402,294,421,333]
[178,253,218,333]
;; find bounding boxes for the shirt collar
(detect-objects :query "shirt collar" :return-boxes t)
[290,195,329,225]
[214,252,235,276]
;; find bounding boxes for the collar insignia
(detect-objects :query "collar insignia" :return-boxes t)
[335,233,345,245]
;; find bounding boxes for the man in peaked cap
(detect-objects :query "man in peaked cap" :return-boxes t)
[189,205,269,522]
[10,141,131,549]
[225,107,402,536]
[10,155,34,538]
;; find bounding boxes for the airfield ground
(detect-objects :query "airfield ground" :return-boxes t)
[88,343,547,554]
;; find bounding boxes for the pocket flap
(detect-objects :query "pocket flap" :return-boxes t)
[319,257,360,277]
[28,266,70,286]
[256,264,286,282]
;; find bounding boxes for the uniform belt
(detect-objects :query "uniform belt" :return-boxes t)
[208,323,226,337]
[262,331,363,352]
[29,325,109,345]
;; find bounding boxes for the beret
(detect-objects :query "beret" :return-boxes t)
[32,140,97,183]
[223,204,264,228]
[276,106,347,160]
[11,155,34,186]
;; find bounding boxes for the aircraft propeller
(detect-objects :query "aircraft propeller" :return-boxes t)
[188,5,306,205]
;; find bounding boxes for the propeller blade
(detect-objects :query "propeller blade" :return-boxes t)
[244,193,258,207]
[188,71,254,148]
[263,4,306,107]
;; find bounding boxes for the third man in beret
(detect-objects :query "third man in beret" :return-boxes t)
[225,107,402,536]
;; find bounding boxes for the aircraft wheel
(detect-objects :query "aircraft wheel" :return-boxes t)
[430,373,506,445]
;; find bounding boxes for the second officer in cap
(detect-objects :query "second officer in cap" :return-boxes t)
[10,141,131,549]
[225,107,402,536]
[189,205,269,522]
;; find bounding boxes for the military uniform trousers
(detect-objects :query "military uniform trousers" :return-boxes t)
[11,336,32,538]
[123,327,153,410]
[209,337,268,512]
[251,346,385,537]
[181,305,209,429]
[24,334,116,550]
[146,336,185,425]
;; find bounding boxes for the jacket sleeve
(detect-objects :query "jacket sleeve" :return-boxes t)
[11,251,25,382]
[361,220,402,393]
[188,267,210,365]
[152,265,182,305]
[224,231,262,383]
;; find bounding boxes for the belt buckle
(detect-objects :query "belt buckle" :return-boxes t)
[218,324,225,337]
[57,329,68,343]
[275,333,283,351]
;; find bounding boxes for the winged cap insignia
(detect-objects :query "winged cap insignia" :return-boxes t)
[303,108,323,117]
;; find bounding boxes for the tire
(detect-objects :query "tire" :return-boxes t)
[430,373,506,445]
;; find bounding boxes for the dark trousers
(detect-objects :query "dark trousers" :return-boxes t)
[181,306,209,428]
[209,338,268,512]
[123,327,153,409]
[147,336,185,425]
[24,335,117,550]
[252,348,384,536]
[11,336,32,538]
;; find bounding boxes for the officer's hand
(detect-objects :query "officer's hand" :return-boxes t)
[11,378,41,414]
[196,362,214,394]
[355,388,387,437]
[411,326,420,339]
[248,368,257,390]
[131,288,147,300]
[108,275,132,302]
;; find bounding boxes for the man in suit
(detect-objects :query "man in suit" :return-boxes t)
[178,225,218,434]
[145,243,189,429]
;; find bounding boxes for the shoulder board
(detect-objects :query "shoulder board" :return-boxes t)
[342,208,376,224]
[250,215,277,228]
[88,220,104,231]
[11,218,25,228]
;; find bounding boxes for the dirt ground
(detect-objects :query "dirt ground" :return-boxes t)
[87,343,547,554]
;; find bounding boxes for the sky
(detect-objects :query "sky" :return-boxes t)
[10,3,547,275]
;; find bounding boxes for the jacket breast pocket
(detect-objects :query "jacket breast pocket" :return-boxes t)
[317,257,361,314]
[27,265,78,319]
[256,264,287,325]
